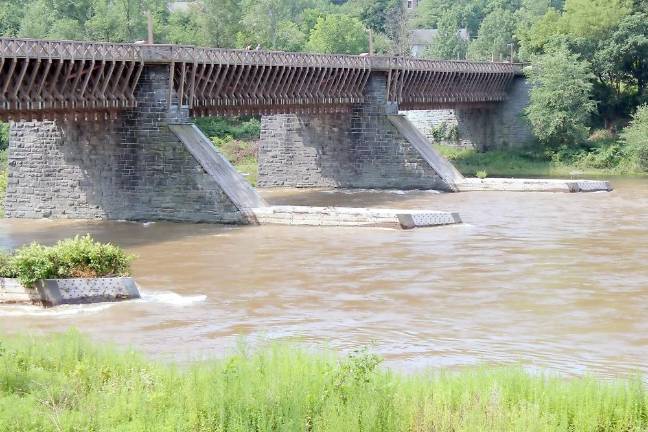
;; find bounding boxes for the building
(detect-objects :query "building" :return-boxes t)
[406,0,420,9]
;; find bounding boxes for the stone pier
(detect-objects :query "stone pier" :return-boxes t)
[5,65,251,223]
[258,74,459,191]
[405,78,534,151]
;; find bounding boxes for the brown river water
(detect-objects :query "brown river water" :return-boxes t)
[1,178,647,378]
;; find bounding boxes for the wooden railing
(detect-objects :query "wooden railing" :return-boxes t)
[0,38,518,119]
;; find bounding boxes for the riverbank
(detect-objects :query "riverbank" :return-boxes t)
[1,331,646,431]
[435,143,646,179]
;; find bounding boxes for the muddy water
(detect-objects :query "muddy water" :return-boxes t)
[1,178,647,377]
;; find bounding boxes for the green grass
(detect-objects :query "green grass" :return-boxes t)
[435,144,642,178]
[1,331,647,431]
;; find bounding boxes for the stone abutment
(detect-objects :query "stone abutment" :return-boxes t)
[5,65,245,223]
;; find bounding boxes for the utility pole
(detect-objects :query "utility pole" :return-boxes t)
[146,10,154,44]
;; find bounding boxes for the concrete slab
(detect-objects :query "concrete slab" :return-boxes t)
[252,206,462,229]
[456,178,613,193]
[0,277,141,307]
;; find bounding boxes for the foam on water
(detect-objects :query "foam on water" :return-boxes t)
[0,303,114,317]
[140,291,207,306]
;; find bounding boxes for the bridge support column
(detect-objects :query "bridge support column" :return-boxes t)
[258,73,456,191]
[4,65,251,223]
[405,77,534,151]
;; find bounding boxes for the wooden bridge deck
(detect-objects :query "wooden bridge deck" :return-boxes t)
[0,38,520,120]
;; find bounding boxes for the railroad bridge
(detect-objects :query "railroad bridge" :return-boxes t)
[1,38,529,223]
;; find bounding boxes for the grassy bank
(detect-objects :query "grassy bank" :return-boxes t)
[436,136,647,179]
[436,145,611,178]
[0,332,646,431]
[196,117,260,186]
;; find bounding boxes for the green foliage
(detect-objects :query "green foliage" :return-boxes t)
[621,104,648,171]
[306,14,369,54]
[357,0,399,34]
[194,117,260,186]
[594,13,648,103]
[0,123,8,151]
[468,8,517,61]
[17,0,169,42]
[194,116,261,141]
[0,251,18,278]
[525,46,596,147]
[562,0,632,38]
[236,0,323,51]
[0,0,24,36]
[1,331,648,431]
[475,169,488,179]
[422,10,468,60]
[429,122,460,143]
[0,235,134,286]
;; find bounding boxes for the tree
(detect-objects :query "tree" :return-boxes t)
[525,46,596,146]
[562,0,632,38]
[467,8,516,61]
[198,0,243,48]
[237,0,326,50]
[17,0,168,42]
[0,0,25,36]
[594,13,648,102]
[383,0,409,55]
[358,0,400,33]
[165,9,209,46]
[517,8,564,60]
[621,104,648,170]
[422,9,468,60]
[305,14,368,54]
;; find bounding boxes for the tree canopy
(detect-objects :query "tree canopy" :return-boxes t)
[1,0,646,138]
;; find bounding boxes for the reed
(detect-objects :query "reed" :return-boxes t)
[0,331,646,431]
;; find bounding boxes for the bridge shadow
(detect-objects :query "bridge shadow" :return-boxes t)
[0,219,241,252]
[259,187,448,210]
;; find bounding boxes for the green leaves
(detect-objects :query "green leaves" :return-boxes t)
[621,104,648,170]
[305,14,369,55]
[525,46,596,147]
[0,235,134,286]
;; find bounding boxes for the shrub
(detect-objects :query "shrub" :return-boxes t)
[195,116,261,141]
[476,170,488,179]
[430,122,459,143]
[0,235,134,286]
[0,251,18,278]
[211,136,258,165]
[589,128,615,143]
[525,46,596,147]
[621,104,648,171]
[0,122,8,151]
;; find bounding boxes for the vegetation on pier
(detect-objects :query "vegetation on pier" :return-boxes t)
[0,331,646,431]
[195,117,261,186]
[0,235,133,285]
